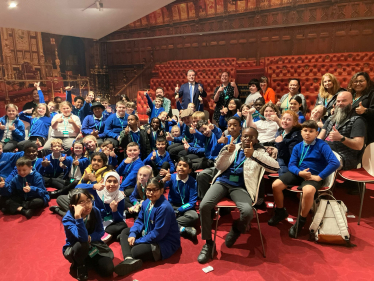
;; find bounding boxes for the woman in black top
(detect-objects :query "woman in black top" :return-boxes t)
[212,72,239,124]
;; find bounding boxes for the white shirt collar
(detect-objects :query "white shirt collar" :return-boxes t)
[51,153,61,160]
[189,82,195,85]
[176,174,189,183]
[157,151,166,157]
[130,127,140,133]
[94,115,102,120]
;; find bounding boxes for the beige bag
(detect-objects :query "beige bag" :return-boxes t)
[309,195,354,246]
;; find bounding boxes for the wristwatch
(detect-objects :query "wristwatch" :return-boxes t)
[340,136,346,142]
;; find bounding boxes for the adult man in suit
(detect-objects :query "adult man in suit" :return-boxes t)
[175,70,207,110]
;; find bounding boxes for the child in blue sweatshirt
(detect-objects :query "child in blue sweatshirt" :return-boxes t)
[189,119,224,171]
[66,87,92,124]
[114,178,180,276]
[1,157,49,219]
[163,157,198,241]
[100,97,114,119]
[18,103,52,150]
[269,120,340,238]
[36,138,70,198]
[145,117,164,151]
[100,141,118,167]
[127,165,153,212]
[218,98,242,130]
[0,103,25,152]
[159,111,177,133]
[143,136,175,179]
[62,188,114,280]
[145,91,164,121]
[116,142,144,196]
[78,171,127,243]
[81,102,107,146]
[104,100,128,147]
[0,142,25,178]
[168,125,181,146]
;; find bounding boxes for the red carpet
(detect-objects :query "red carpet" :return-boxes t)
[1,183,374,281]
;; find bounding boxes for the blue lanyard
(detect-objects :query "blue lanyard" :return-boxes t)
[155,151,164,165]
[130,131,139,144]
[233,134,241,144]
[94,118,102,131]
[177,180,186,204]
[233,150,246,173]
[101,195,112,216]
[29,117,39,137]
[205,136,211,150]
[154,108,160,117]
[353,95,360,105]
[282,131,287,138]
[118,117,125,130]
[299,144,310,167]
[193,138,198,147]
[125,161,133,176]
[324,98,328,107]
[144,201,152,235]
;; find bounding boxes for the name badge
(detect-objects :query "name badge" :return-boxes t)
[63,130,69,135]
[103,214,113,222]
[142,230,146,237]
[3,138,10,143]
[70,178,75,183]
[229,175,239,183]
[88,246,98,258]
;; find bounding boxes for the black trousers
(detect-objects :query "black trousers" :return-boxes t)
[178,149,201,160]
[123,186,135,197]
[64,242,114,277]
[191,157,214,171]
[119,228,155,262]
[1,140,18,152]
[168,143,185,162]
[105,221,128,237]
[196,167,218,199]
[57,179,79,195]
[43,174,68,190]
[17,137,45,151]
[4,195,44,214]
[149,161,170,179]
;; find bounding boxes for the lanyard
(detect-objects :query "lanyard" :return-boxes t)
[286,95,290,110]
[130,131,139,144]
[101,195,112,216]
[94,118,102,131]
[155,151,164,165]
[233,134,241,144]
[63,115,70,132]
[353,95,360,105]
[233,150,246,173]
[193,138,198,147]
[205,136,211,150]
[154,108,160,117]
[125,161,134,176]
[29,118,39,137]
[282,131,287,138]
[141,184,146,200]
[5,119,15,138]
[324,98,328,107]
[77,109,81,117]
[177,180,186,204]
[72,165,78,179]
[144,201,153,235]
[299,144,310,166]
[118,117,125,130]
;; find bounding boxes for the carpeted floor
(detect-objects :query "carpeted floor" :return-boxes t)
[1,182,373,281]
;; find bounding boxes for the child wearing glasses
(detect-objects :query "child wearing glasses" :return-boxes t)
[114,178,180,277]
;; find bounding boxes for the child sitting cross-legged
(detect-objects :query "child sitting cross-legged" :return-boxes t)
[162,157,199,241]
[1,157,49,219]
[268,120,340,238]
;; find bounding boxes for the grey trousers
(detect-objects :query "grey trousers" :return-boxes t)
[199,181,253,241]
[171,204,199,228]
[42,137,75,155]
[196,167,218,199]
[56,194,70,216]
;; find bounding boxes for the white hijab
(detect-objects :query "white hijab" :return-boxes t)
[97,172,125,204]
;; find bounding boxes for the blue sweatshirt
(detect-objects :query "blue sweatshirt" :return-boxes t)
[5,158,41,184]
[104,113,129,139]
[0,116,25,142]
[129,196,181,260]
[35,153,70,179]
[66,90,92,123]
[129,184,147,205]
[297,111,306,124]
[0,151,24,178]
[103,110,113,120]
[1,170,49,205]
[173,123,194,143]
[116,158,143,191]
[19,112,52,138]
[62,207,104,253]
[161,119,177,133]
[78,184,125,223]
[219,113,240,129]
[143,151,175,173]
[62,156,90,176]
[164,173,197,212]
[217,149,246,187]
[146,93,164,120]
[193,125,223,160]
[81,115,106,138]
[288,138,340,180]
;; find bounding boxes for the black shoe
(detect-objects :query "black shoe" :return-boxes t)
[219,207,232,217]
[288,219,306,238]
[181,227,197,240]
[197,242,213,264]
[76,265,88,281]
[49,205,59,213]
[114,258,143,276]
[49,190,63,199]
[268,208,288,226]
[225,226,241,248]
[21,208,34,219]
[1,208,7,214]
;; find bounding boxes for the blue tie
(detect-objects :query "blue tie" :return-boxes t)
[189,84,194,104]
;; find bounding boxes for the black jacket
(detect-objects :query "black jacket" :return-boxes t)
[119,129,151,161]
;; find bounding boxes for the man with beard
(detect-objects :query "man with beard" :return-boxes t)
[318,91,366,193]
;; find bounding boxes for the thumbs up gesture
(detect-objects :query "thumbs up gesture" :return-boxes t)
[248,107,256,115]
[34,82,40,89]
[218,132,228,144]
[299,168,312,180]
[59,155,67,162]
[355,101,366,115]
[328,126,343,141]
[23,182,31,193]
[189,124,196,134]
[151,150,157,161]
[244,142,254,158]
[166,132,173,141]
[198,96,203,104]
[220,107,228,115]
[182,138,190,150]
[91,130,99,138]
[35,138,42,148]
[64,86,74,91]
[144,90,148,97]
[87,172,96,182]
[163,169,171,182]
[230,80,236,87]
[42,156,50,167]
[9,124,15,131]
[110,200,119,212]
[175,84,180,93]
[227,137,236,153]
[73,156,79,166]
[124,125,130,135]
[93,179,105,191]
[207,119,214,131]
[0,177,5,188]
[198,84,203,93]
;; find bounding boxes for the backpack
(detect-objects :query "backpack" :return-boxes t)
[309,194,354,247]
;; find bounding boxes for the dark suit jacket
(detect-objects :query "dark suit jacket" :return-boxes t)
[178,82,207,110]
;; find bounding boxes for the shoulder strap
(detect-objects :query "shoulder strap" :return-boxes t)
[309,199,328,233]
[329,200,350,241]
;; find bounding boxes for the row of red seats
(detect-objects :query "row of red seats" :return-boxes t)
[157,67,236,80]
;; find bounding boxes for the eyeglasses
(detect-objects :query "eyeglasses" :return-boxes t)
[146,188,160,193]
[79,199,94,206]
[354,80,366,85]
